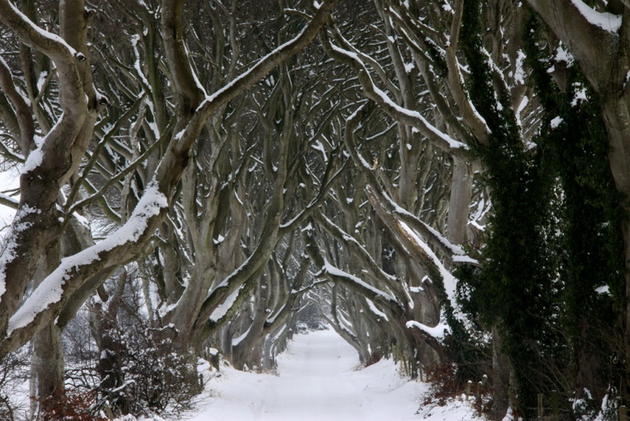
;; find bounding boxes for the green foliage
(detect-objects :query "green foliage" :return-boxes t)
[453,5,625,417]
[523,15,625,404]
[459,1,557,415]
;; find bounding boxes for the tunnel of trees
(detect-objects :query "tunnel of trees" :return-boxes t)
[0,0,628,419]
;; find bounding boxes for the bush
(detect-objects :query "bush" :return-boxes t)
[422,363,491,415]
[94,323,202,417]
[40,390,107,421]
[423,363,463,406]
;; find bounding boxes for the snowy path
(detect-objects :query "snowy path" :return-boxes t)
[177,329,482,421]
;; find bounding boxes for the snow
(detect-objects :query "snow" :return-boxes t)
[571,84,589,106]
[266,304,286,324]
[0,193,18,207]
[36,70,48,92]
[164,329,483,421]
[21,119,59,175]
[501,407,515,421]
[6,0,77,56]
[0,167,19,226]
[397,221,465,323]
[385,192,468,258]
[419,219,464,256]
[453,255,479,265]
[130,35,150,89]
[209,286,242,322]
[372,85,466,150]
[323,260,397,303]
[550,116,564,129]
[516,94,529,127]
[311,139,328,161]
[232,324,252,347]
[330,43,467,151]
[513,50,526,85]
[365,298,388,321]
[7,182,168,334]
[555,45,574,65]
[406,320,450,341]
[20,147,43,175]
[595,285,610,295]
[174,128,186,141]
[213,234,225,245]
[196,26,309,113]
[0,206,39,301]
[570,0,622,33]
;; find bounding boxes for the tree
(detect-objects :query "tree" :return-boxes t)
[0,0,336,413]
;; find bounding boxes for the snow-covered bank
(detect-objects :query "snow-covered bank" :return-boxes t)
[159,329,483,421]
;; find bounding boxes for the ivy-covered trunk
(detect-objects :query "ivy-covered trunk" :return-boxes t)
[526,0,630,405]
[459,1,556,416]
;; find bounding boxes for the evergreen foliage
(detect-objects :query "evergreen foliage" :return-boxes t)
[454,4,626,417]
[459,1,555,415]
[524,15,626,411]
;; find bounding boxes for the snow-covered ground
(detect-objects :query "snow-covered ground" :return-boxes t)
[169,329,483,421]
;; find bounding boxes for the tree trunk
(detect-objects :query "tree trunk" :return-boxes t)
[447,158,473,244]
[30,243,64,418]
[490,325,511,420]
[31,323,64,417]
[601,98,630,401]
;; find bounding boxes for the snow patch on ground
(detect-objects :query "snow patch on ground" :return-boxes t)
[150,329,484,421]
[417,397,486,420]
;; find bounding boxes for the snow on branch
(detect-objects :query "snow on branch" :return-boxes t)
[406,319,450,341]
[569,0,622,33]
[317,212,397,283]
[324,34,469,155]
[209,286,242,323]
[396,221,465,322]
[322,259,398,305]
[364,185,477,267]
[188,0,337,150]
[0,194,18,210]
[0,0,88,120]
[7,182,168,335]
[0,206,40,301]
[0,0,77,60]
[365,298,389,321]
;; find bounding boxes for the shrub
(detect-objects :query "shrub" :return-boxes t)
[422,364,491,415]
[40,390,107,421]
[94,323,202,417]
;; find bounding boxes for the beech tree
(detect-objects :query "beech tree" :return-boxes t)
[0,0,336,413]
[0,1,628,420]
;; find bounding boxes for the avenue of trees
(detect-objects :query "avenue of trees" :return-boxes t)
[0,0,628,419]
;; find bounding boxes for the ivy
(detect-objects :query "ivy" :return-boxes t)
[453,6,626,417]
[524,15,625,408]
[458,1,562,416]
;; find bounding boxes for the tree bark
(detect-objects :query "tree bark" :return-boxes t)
[447,158,473,244]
